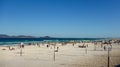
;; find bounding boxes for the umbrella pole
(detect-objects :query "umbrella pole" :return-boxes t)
[20,48,22,56]
[53,44,55,61]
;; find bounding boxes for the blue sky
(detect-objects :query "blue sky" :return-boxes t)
[0,0,120,38]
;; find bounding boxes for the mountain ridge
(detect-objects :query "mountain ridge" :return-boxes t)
[0,34,51,38]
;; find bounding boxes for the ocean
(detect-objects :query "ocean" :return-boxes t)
[0,38,103,46]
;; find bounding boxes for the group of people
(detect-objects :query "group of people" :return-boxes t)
[94,42,112,51]
[103,44,112,51]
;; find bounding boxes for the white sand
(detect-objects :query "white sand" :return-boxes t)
[0,43,120,67]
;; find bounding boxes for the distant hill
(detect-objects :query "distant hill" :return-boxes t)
[0,34,10,38]
[0,34,51,38]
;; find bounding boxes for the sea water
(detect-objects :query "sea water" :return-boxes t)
[0,38,103,46]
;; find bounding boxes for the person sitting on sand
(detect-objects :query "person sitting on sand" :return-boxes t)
[7,46,15,51]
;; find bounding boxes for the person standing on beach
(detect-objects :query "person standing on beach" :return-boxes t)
[20,42,24,48]
[37,43,40,47]
[57,46,59,50]
[101,43,103,48]
[8,46,11,50]
[86,44,88,47]
[46,44,49,48]
[94,42,97,51]
[109,44,112,51]
[104,46,106,51]
[72,43,74,47]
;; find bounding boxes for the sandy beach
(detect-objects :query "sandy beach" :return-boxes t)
[1,0,120,67]
[0,43,120,67]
